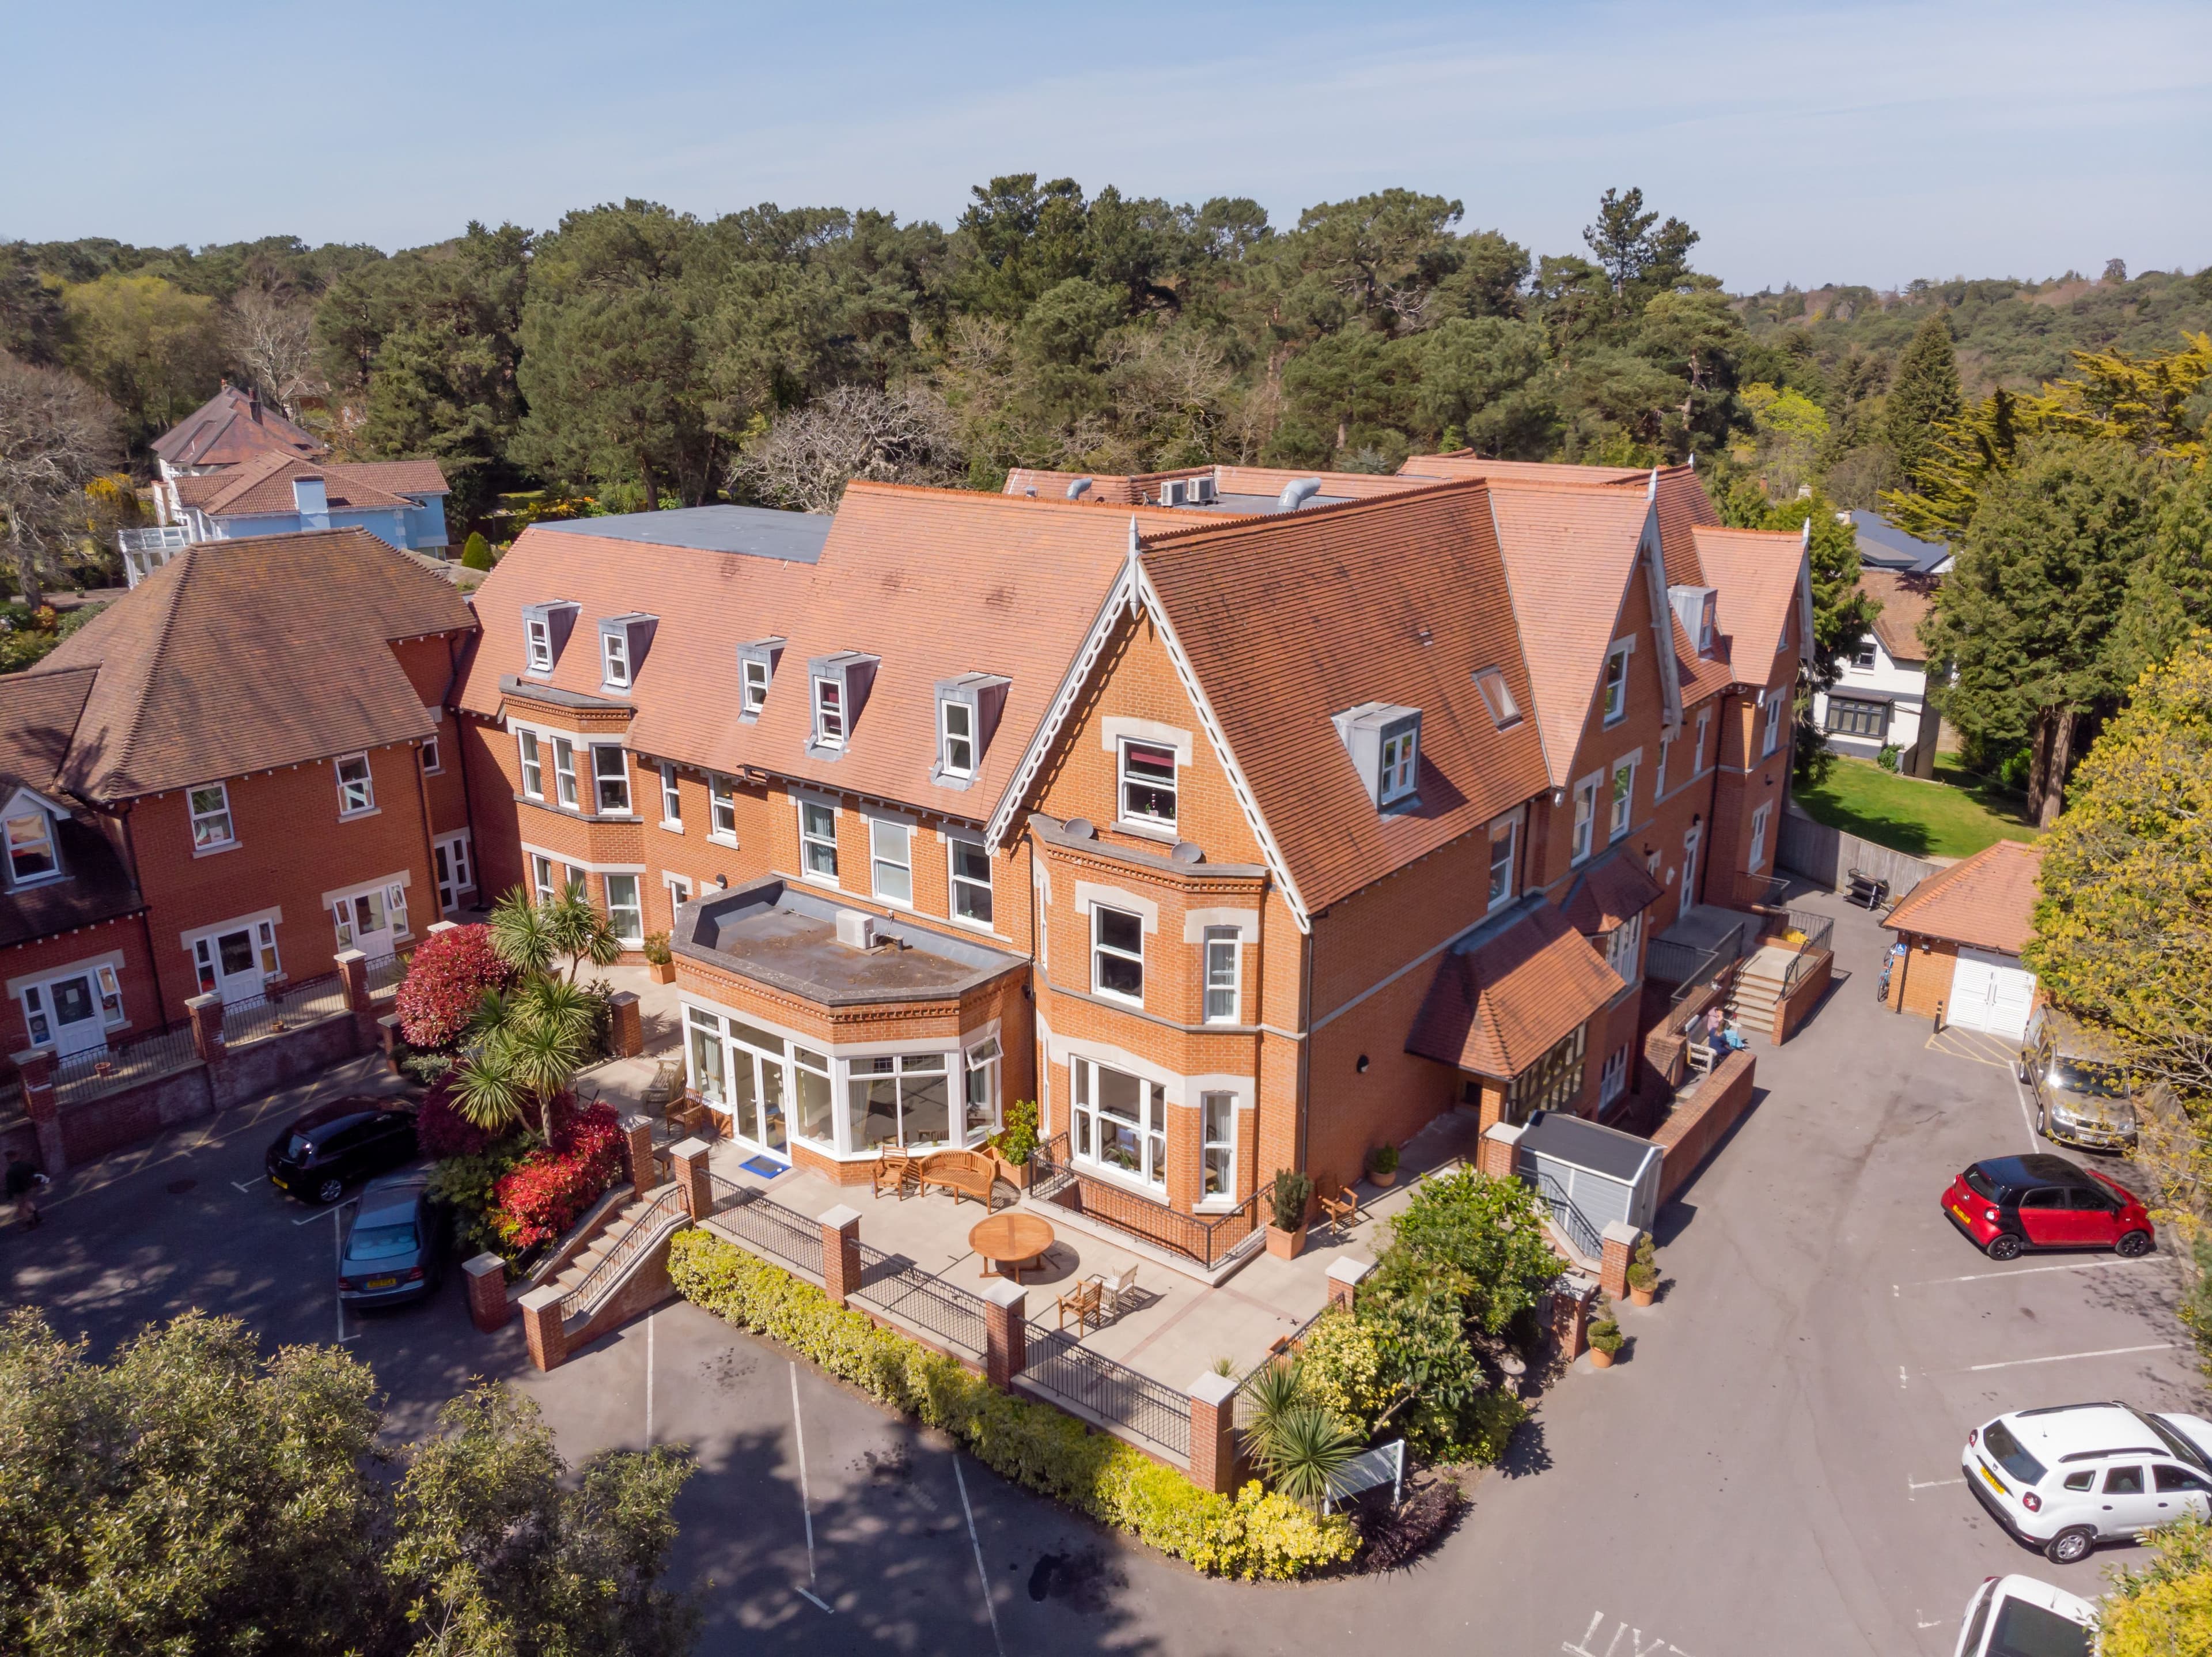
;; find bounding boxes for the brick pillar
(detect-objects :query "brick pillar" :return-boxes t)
[1187,1371,1243,1495]
[13,1048,60,1175]
[619,1112,656,1191]
[671,1136,713,1220]
[981,1278,1027,1390]
[184,992,226,1064]
[1476,1077,1509,1130]
[1324,1255,1372,1314]
[1599,1221,1641,1302]
[377,1013,404,1074]
[1479,1121,1524,1182]
[820,1204,862,1307]
[464,1252,512,1332]
[426,920,459,938]
[607,991,643,1059]
[335,949,374,1049]
[518,1285,568,1371]
[1550,1273,1597,1363]
[1164,1096,1202,1214]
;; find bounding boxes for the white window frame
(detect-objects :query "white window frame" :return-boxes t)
[420,729,442,775]
[1601,639,1632,725]
[1378,720,1419,805]
[531,853,558,905]
[1762,688,1786,758]
[1486,816,1517,911]
[1200,1089,1238,1206]
[1202,926,1241,1024]
[189,781,235,852]
[1748,801,1773,873]
[940,699,975,778]
[1852,637,1878,671]
[433,831,474,911]
[963,1034,1002,1139]
[1609,757,1636,842]
[948,835,993,929]
[709,774,737,844]
[603,872,643,944]
[1604,910,1643,983]
[525,615,552,672]
[1071,1056,1168,1193]
[1091,905,1145,1005]
[664,872,691,923]
[601,629,630,689]
[1695,707,1711,774]
[1474,667,1521,728]
[335,752,376,818]
[1117,738,1178,831]
[660,763,682,829]
[869,817,913,907]
[1598,1045,1629,1113]
[552,737,578,808]
[742,656,771,715]
[5,809,58,886]
[1571,773,1600,865]
[591,744,630,815]
[517,731,543,799]
[812,676,845,749]
[798,799,838,884]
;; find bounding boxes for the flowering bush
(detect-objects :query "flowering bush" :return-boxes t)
[487,1102,626,1251]
[395,925,515,1050]
[415,1081,510,1161]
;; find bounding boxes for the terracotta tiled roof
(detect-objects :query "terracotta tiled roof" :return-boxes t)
[1486,482,1656,787]
[338,459,449,497]
[457,486,1205,818]
[1139,481,1550,912]
[195,452,419,516]
[1405,901,1626,1079]
[1688,524,1809,678]
[1859,566,1936,664]
[1562,845,1665,935]
[1884,838,2045,955]
[151,383,324,469]
[1210,465,1437,501]
[39,527,475,800]
[0,665,97,795]
[1002,469,1152,505]
[1648,465,1719,588]
[1003,464,1437,509]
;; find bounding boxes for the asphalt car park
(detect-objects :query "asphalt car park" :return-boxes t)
[2,891,2203,1655]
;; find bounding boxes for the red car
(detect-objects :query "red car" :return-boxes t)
[1942,1153,2154,1262]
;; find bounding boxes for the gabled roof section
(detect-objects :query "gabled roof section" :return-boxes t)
[1859,566,1937,664]
[1884,838,2045,956]
[1562,845,1665,935]
[1689,524,1813,677]
[150,383,324,469]
[0,665,97,796]
[195,452,419,516]
[1133,480,1549,914]
[1405,900,1626,1079]
[1485,482,1659,786]
[40,527,474,800]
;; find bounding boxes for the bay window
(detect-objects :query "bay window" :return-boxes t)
[517,732,543,799]
[845,1052,952,1149]
[793,1045,834,1142]
[552,738,578,808]
[592,745,630,814]
[1092,906,1144,1002]
[1073,1057,1166,1191]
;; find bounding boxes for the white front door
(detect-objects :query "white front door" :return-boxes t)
[1950,948,2037,1039]
[37,973,108,1057]
[332,884,407,959]
[194,928,269,1006]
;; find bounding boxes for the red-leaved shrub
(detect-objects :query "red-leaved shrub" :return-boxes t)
[488,1102,626,1250]
[395,925,515,1049]
[414,1081,507,1160]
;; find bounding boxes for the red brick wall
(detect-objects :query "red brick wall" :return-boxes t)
[1652,1047,1756,1206]
[1887,937,1956,1019]
[0,914,161,1056]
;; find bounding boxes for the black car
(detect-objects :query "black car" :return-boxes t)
[265,1096,417,1204]
[338,1172,449,1308]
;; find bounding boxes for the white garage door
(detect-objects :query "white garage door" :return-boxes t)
[1949,948,2037,1039]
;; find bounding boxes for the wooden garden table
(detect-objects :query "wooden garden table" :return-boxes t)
[969,1212,1055,1282]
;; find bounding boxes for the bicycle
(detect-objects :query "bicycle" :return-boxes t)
[1876,954,1893,1004]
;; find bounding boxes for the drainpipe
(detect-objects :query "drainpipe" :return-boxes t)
[1294,915,1313,1179]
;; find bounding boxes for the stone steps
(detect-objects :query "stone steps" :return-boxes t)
[548,1183,681,1302]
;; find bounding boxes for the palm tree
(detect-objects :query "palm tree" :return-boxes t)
[450,977,597,1143]
[1238,1358,1309,1468]
[1257,1407,1363,1511]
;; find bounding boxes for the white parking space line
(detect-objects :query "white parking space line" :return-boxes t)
[1906,1476,1965,1501]
[787,1363,821,1600]
[2010,1068,2040,1152]
[1899,1258,2154,1290]
[953,1456,1005,1657]
[1945,1342,2174,1374]
[230,1175,265,1193]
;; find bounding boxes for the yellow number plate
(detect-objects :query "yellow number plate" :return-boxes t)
[1979,1463,2008,1497]
[1950,1204,1972,1225]
[365,1276,397,1290]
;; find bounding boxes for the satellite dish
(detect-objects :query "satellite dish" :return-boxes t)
[1171,840,1204,865]
[1063,817,1096,840]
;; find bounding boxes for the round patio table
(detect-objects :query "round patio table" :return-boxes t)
[969,1212,1055,1283]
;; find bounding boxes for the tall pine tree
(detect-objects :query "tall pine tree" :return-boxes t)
[1885,311,1963,498]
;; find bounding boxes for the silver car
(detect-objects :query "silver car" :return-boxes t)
[2020,1007,2138,1153]
[337,1171,448,1308]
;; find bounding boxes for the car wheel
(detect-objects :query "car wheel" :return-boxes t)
[2036,1107,2048,1136]
[1986,1234,2025,1262]
[2117,1230,2154,1258]
[314,1175,345,1205]
[2046,1526,2096,1565]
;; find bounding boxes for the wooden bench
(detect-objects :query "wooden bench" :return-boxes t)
[917,1148,997,1208]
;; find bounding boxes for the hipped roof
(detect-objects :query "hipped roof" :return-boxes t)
[1405,902,1626,1079]
[1884,838,2046,956]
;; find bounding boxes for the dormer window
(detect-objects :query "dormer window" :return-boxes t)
[597,613,657,691]
[804,652,878,759]
[520,601,578,675]
[941,701,974,777]
[1668,585,1718,656]
[736,637,785,722]
[6,809,56,882]
[931,673,1009,790]
[1330,702,1423,812]
[1474,668,1521,728]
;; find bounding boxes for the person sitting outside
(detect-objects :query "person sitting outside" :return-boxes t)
[5,1151,47,1231]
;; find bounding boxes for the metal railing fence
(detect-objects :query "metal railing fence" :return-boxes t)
[1020,1329,1191,1461]
[52,1026,198,1108]
[1778,910,1837,994]
[222,973,348,1048]
[1529,1169,1605,1260]
[1230,1305,1333,1431]
[704,1173,824,1278]
[852,1244,988,1356]
[364,952,406,993]
[1028,1133,1264,1270]
[560,1187,688,1321]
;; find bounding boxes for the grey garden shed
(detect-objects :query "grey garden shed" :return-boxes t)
[1513,1110,1663,1257]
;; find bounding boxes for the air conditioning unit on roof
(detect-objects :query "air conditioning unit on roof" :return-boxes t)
[1160,479,1188,506]
[1189,475,1217,504]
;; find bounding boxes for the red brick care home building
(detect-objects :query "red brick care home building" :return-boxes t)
[453,463,1810,1269]
[0,527,478,1060]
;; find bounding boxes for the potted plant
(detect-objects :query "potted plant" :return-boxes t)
[1627,1234,1659,1307]
[1587,1318,1625,1368]
[1266,1169,1313,1259]
[1366,1142,1400,1188]
[642,932,675,985]
[989,1099,1039,1190]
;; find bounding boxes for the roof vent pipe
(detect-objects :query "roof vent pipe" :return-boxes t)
[1065,477,1093,500]
[1278,477,1323,512]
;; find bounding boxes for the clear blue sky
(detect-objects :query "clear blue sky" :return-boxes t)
[5,0,2207,291]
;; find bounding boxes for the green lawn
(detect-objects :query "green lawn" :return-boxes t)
[1793,755,2041,860]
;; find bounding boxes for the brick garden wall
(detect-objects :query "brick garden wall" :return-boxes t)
[1651,1048,1757,1206]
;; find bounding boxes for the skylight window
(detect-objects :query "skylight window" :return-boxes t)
[1474,668,1521,728]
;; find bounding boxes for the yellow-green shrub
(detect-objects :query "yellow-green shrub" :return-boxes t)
[2100,1513,2212,1657]
[1296,1308,1392,1439]
[667,1228,1357,1579]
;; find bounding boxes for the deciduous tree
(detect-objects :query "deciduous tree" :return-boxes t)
[733,381,961,513]
[57,273,225,447]
[0,353,118,607]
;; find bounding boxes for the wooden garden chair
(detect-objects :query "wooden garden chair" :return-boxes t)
[1094,1262,1139,1320]
[871,1150,919,1201]
[1316,1186,1359,1236]
[1056,1278,1104,1333]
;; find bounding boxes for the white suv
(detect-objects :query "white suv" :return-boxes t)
[1963,1401,2212,1563]
[1953,1575,2095,1657]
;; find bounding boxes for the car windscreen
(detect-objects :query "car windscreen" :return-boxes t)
[285,1132,314,1159]
[345,1223,419,1262]
[1982,1421,2048,1485]
[2052,1061,2127,1100]
[1987,1593,2089,1657]
[1963,1167,2005,1203]
[2141,1412,2212,1471]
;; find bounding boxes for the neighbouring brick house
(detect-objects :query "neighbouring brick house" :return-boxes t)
[0,527,479,1062]
[451,460,1808,1268]
[1881,838,2046,1039]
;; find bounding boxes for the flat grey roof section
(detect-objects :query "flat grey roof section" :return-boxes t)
[1518,1110,1660,1184]
[1179,493,1354,516]
[673,879,1025,1006]
[538,504,834,563]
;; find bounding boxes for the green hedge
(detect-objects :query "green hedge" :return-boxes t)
[667,1228,1357,1579]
